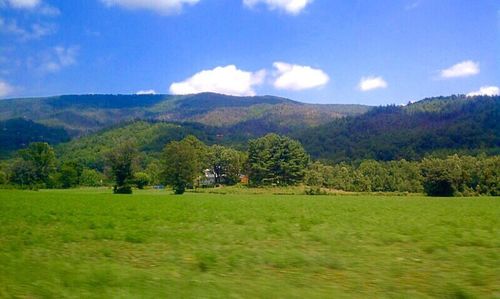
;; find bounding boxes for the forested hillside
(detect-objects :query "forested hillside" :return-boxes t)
[0,119,69,159]
[296,95,499,162]
[0,93,368,134]
[0,93,369,156]
[1,94,498,163]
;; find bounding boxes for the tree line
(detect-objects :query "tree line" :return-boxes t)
[0,134,498,196]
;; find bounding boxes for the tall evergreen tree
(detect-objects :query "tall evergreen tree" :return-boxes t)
[247,134,309,186]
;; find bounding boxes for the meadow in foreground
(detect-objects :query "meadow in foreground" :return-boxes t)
[0,189,498,298]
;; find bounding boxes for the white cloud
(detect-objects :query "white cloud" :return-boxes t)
[38,4,60,16]
[136,89,156,95]
[0,80,14,97]
[0,17,56,40]
[170,65,266,96]
[358,76,388,91]
[2,0,59,15]
[6,0,40,9]
[272,62,329,91]
[100,0,200,14]
[467,86,499,97]
[243,0,313,15]
[405,0,421,10]
[440,60,479,79]
[38,46,78,73]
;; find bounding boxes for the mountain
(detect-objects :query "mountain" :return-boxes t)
[0,118,70,159]
[0,93,370,157]
[295,95,499,162]
[0,93,370,135]
[1,93,498,164]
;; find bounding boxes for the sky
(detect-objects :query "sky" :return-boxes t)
[0,0,499,105]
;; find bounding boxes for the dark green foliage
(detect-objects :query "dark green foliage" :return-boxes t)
[297,96,499,162]
[8,159,38,188]
[56,161,83,188]
[248,134,309,186]
[0,169,6,185]
[106,141,138,194]
[9,142,57,188]
[161,137,200,194]
[420,155,499,196]
[475,156,500,195]
[0,118,69,158]
[421,156,467,196]
[114,186,132,194]
[46,94,168,109]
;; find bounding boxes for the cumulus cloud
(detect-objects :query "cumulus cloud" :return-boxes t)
[358,76,388,91]
[100,0,200,14]
[440,60,479,79]
[170,65,266,96]
[0,80,14,97]
[38,46,78,73]
[136,89,157,95]
[0,17,56,40]
[272,62,329,91]
[243,0,313,15]
[466,86,499,97]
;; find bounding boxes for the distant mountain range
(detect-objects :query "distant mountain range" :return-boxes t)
[0,93,498,162]
[0,93,369,136]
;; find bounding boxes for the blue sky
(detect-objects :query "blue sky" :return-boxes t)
[0,0,499,105]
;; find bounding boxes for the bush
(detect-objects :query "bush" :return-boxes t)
[80,169,104,187]
[114,185,132,194]
[0,170,6,185]
[305,187,327,195]
[134,172,151,189]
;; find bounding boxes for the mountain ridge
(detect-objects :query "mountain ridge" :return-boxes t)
[0,92,371,135]
[0,93,498,163]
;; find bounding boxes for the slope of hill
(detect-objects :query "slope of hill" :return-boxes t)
[0,118,70,159]
[55,121,242,169]
[2,93,498,164]
[0,93,370,134]
[54,95,500,168]
[296,95,499,162]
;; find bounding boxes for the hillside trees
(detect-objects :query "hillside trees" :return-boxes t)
[248,134,309,186]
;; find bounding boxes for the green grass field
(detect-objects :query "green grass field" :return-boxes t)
[0,189,498,298]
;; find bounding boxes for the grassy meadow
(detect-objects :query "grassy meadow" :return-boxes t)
[0,189,498,298]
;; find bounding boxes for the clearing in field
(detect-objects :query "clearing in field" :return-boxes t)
[0,189,498,298]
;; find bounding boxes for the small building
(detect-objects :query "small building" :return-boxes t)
[199,169,216,187]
